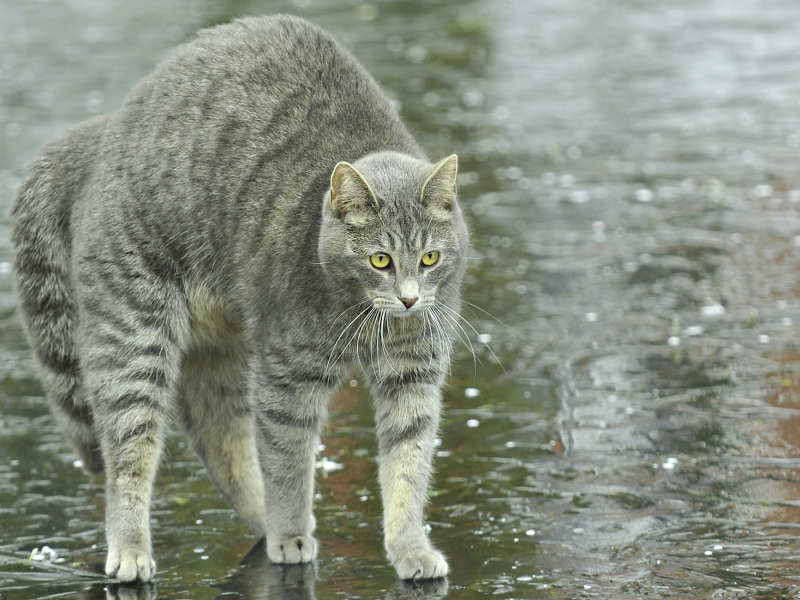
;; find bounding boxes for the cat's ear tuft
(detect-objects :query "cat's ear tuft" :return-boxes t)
[422,155,458,216]
[329,162,378,222]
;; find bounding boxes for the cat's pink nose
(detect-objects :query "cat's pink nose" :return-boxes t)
[399,297,418,308]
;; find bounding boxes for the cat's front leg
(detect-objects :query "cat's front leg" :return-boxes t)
[372,379,448,580]
[78,287,186,582]
[253,378,329,564]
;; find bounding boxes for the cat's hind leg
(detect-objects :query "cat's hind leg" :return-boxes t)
[177,288,267,536]
[77,258,188,583]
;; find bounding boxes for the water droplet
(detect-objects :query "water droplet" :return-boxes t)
[783,317,793,327]
[684,325,704,336]
[559,174,575,187]
[356,3,378,22]
[714,544,723,550]
[506,166,523,180]
[701,304,726,316]
[201,555,209,560]
[72,459,84,468]
[316,457,344,473]
[478,333,492,343]
[635,188,654,202]
[572,528,584,534]
[406,45,428,63]
[86,90,104,113]
[465,387,480,398]
[525,529,536,536]
[194,548,205,553]
[462,90,484,107]
[466,419,480,428]
[758,334,770,344]
[506,441,517,448]
[195,519,203,524]
[517,575,533,581]
[569,190,590,204]
[668,336,680,347]
[704,550,713,556]
[585,312,599,322]
[753,184,773,198]
[492,105,510,120]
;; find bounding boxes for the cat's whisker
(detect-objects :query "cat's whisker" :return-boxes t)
[422,310,435,374]
[432,304,480,377]
[425,307,451,380]
[324,304,373,377]
[342,304,380,373]
[459,299,511,329]
[366,309,383,372]
[438,303,505,373]
[379,311,401,377]
[440,280,507,326]
[326,300,371,334]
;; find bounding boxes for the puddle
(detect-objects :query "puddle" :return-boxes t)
[5,0,800,598]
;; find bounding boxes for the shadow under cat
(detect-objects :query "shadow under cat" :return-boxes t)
[78,541,448,600]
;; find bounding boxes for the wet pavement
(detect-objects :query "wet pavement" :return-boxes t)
[4,0,800,598]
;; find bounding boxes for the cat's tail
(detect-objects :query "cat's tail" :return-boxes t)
[10,116,107,474]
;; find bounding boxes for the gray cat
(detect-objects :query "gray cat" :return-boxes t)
[11,15,468,583]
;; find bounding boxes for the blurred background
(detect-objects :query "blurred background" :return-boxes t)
[3,0,800,598]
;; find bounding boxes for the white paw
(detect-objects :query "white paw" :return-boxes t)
[106,547,156,582]
[267,534,318,564]
[394,549,449,580]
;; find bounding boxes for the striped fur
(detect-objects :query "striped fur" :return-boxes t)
[11,15,468,583]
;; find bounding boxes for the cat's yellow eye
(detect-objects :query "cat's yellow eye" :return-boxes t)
[370,252,391,269]
[421,250,440,266]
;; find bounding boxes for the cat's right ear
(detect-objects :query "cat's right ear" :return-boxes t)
[328,162,378,224]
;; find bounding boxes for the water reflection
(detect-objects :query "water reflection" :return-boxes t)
[77,544,449,600]
[216,545,317,600]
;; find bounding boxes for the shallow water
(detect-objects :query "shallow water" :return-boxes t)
[4,0,800,598]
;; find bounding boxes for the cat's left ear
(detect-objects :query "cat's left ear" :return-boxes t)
[422,155,458,217]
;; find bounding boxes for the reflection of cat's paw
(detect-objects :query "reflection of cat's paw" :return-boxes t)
[106,547,155,582]
[394,576,449,597]
[104,581,157,600]
[267,534,318,564]
[394,549,449,580]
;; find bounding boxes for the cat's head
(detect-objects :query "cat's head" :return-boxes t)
[319,151,468,317]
